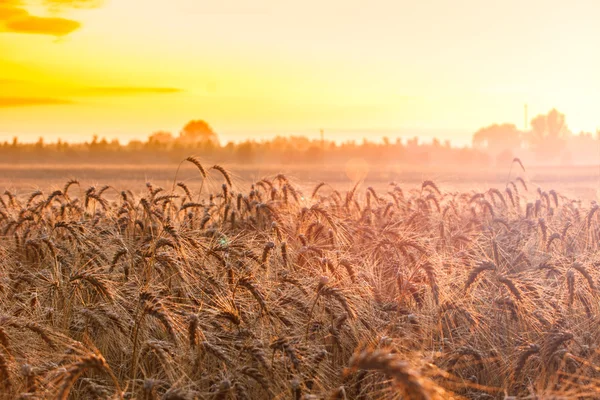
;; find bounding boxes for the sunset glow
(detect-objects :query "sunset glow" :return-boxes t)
[1,0,599,143]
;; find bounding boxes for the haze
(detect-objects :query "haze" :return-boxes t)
[1,0,599,143]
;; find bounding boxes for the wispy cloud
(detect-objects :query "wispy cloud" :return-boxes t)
[0,96,73,107]
[82,87,184,96]
[43,0,104,10]
[177,0,273,15]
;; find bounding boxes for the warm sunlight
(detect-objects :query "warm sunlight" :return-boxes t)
[2,0,599,143]
[4,2,600,399]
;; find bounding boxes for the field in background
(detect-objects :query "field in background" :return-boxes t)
[1,162,599,201]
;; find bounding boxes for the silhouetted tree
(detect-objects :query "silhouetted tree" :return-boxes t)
[526,109,569,160]
[236,141,255,163]
[472,123,521,154]
[148,131,174,148]
[178,120,219,145]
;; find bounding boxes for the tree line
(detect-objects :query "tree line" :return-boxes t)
[473,108,599,164]
[2,109,599,165]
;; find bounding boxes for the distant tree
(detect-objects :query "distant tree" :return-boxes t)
[89,135,110,152]
[407,137,419,148]
[236,141,255,163]
[305,145,324,162]
[99,137,109,149]
[526,109,569,160]
[148,131,174,148]
[472,123,521,154]
[127,140,144,151]
[178,120,219,146]
[562,131,598,165]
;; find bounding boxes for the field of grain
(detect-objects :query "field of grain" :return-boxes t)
[1,162,599,200]
[1,158,600,399]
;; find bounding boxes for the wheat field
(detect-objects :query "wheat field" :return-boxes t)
[1,157,599,399]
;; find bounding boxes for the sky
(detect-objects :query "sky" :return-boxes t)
[1,0,599,145]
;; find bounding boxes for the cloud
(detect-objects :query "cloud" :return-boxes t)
[82,87,184,96]
[4,14,80,36]
[0,5,27,19]
[0,96,73,107]
[0,0,101,36]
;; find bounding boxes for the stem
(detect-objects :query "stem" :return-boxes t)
[129,313,144,395]
[305,291,322,339]
[171,159,185,193]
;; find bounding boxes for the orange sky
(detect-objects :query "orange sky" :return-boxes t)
[1,0,599,144]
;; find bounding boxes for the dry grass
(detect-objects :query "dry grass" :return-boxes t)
[1,159,600,399]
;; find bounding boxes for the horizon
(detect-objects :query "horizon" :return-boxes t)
[2,0,600,144]
[0,126,477,147]
[3,115,597,149]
